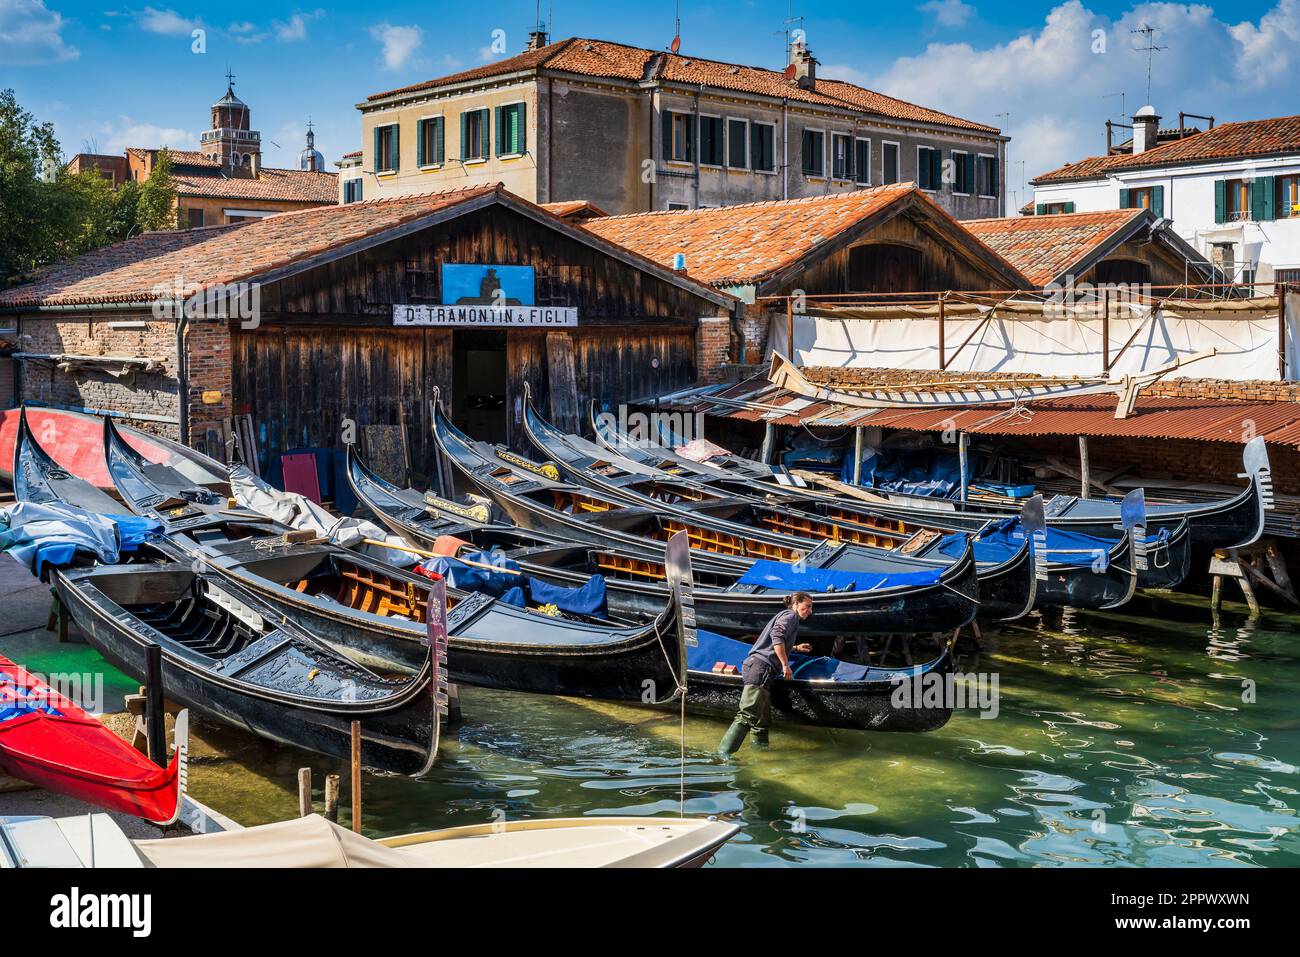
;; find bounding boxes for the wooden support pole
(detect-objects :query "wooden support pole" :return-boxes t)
[57,601,68,644]
[853,426,864,486]
[324,774,340,823]
[958,432,969,503]
[760,421,776,465]
[297,768,312,818]
[350,720,362,833]
[1101,290,1110,373]
[144,643,166,769]
[786,298,795,364]
[1280,282,1289,380]
[937,294,947,370]
[1078,435,1091,500]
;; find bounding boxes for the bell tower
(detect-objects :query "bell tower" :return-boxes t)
[201,69,261,176]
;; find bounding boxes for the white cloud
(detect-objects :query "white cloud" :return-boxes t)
[0,0,79,65]
[275,10,322,42]
[98,117,199,154]
[865,1,1300,197]
[228,20,255,34]
[1231,0,1300,85]
[920,0,976,28]
[135,6,201,36]
[370,22,422,70]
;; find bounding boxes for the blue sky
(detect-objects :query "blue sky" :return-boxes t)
[3,0,1298,212]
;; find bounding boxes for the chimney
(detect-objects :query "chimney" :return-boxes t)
[527,28,549,51]
[790,38,817,90]
[1132,105,1161,154]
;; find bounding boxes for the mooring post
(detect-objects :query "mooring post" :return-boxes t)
[350,720,362,833]
[144,643,166,769]
[324,774,340,823]
[958,432,969,503]
[853,426,864,486]
[297,768,312,818]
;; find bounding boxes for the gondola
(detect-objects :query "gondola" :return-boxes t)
[595,403,1271,554]
[431,401,982,635]
[90,417,695,704]
[351,446,984,636]
[51,562,442,776]
[684,630,954,732]
[0,653,187,825]
[350,451,953,731]
[554,401,1187,596]
[527,397,1037,620]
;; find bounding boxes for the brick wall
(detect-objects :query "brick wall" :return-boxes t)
[696,316,732,384]
[743,309,772,364]
[0,357,13,408]
[184,316,233,460]
[15,311,182,438]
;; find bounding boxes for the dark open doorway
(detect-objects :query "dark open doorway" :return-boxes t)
[452,329,508,444]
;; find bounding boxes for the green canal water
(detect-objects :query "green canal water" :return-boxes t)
[8,592,1300,867]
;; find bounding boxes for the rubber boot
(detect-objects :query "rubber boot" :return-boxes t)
[717,721,749,756]
[751,730,770,750]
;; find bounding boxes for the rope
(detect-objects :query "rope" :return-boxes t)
[650,617,689,817]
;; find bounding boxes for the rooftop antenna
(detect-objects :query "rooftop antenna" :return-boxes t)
[224,65,235,92]
[1131,24,1165,105]
[1103,92,1127,119]
[671,0,681,52]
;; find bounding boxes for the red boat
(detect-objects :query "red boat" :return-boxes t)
[0,653,185,825]
[0,407,225,491]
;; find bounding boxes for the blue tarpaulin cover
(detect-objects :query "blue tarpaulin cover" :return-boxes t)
[843,447,976,498]
[689,629,872,682]
[421,551,609,617]
[0,502,160,579]
[936,518,1159,569]
[737,559,945,593]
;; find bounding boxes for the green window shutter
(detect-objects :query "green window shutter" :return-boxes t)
[1118,187,1131,209]
[965,153,975,193]
[391,125,399,171]
[662,110,673,161]
[373,126,380,172]
[930,149,942,190]
[1151,185,1164,219]
[687,115,696,163]
[416,120,425,166]
[435,118,444,164]
[1250,178,1265,221]
[480,109,491,158]
[989,157,999,196]
[1064,201,1076,213]
[494,106,503,157]
[1214,180,1226,223]
[516,103,527,155]
[1035,203,1047,216]
[1259,175,1276,221]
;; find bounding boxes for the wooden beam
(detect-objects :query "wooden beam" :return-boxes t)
[1078,435,1091,500]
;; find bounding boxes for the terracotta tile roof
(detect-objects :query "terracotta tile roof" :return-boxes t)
[963,210,1145,286]
[340,150,362,159]
[126,147,220,169]
[172,166,338,204]
[582,185,921,287]
[1034,114,1300,183]
[0,186,500,309]
[0,184,731,310]
[366,37,999,134]
[542,199,609,220]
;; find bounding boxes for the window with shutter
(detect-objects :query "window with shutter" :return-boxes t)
[375,124,398,173]
[727,119,748,169]
[496,104,526,156]
[918,147,941,190]
[802,130,824,176]
[750,122,775,172]
[1151,184,1164,219]
[1278,175,1300,219]
[1119,187,1131,209]
[951,151,970,193]
[461,110,489,161]
[854,139,870,185]
[882,143,899,184]
[664,112,694,163]
[1214,179,1226,223]
[700,116,724,166]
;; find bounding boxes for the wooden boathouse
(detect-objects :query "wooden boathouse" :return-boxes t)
[0,184,736,484]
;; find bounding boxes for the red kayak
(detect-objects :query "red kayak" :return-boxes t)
[0,654,185,825]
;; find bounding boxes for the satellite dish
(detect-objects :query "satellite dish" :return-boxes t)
[784,63,797,81]
[670,35,681,53]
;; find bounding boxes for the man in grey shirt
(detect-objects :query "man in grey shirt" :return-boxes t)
[717,592,814,755]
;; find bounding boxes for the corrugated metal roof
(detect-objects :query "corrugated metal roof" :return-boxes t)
[671,377,1300,448]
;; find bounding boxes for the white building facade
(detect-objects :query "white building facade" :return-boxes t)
[1031,110,1300,287]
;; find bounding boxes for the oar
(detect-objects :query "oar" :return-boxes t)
[362,539,523,576]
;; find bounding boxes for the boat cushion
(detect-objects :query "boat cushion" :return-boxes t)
[527,575,608,618]
[737,559,945,593]
[937,518,1117,569]
[688,629,871,682]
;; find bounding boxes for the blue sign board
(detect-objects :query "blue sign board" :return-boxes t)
[441,264,536,306]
